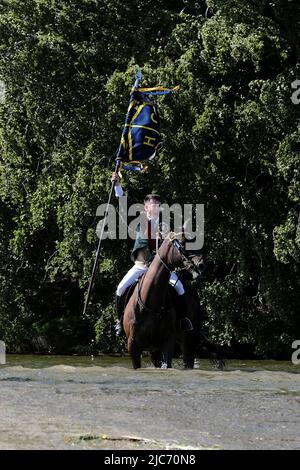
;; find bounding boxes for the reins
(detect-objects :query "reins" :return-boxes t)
[135,233,185,314]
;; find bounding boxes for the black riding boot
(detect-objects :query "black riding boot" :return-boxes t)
[115,294,124,336]
[176,293,193,332]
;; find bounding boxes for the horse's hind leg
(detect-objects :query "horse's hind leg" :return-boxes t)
[128,338,141,369]
[151,350,163,368]
[183,331,196,369]
[183,355,195,369]
[162,337,175,368]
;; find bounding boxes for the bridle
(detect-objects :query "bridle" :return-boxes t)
[136,232,202,313]
[158,232,202,278]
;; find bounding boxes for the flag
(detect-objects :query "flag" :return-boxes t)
[116,70,178,171]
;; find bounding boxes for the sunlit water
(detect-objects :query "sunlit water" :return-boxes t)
[0,355,299,450]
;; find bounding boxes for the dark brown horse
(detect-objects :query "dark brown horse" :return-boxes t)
[123,233,203,369]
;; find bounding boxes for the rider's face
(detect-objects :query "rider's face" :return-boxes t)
[144,198,161,219]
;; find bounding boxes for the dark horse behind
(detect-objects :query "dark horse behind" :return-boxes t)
[122,232,224,369]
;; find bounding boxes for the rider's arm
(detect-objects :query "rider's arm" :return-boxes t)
[111,172,124,198]
[114,184,124,198]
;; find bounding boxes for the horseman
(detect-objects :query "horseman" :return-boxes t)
[112,172,193,336]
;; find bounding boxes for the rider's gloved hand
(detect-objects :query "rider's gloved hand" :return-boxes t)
[111,172,120,185]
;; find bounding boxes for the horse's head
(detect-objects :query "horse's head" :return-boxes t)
[159,232,205,280]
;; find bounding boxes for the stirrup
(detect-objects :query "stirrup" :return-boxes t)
[180,317,194,332]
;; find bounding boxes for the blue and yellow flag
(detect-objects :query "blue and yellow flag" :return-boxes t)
[116,71,178,171]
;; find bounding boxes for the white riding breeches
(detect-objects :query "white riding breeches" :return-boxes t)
[116,262,185,296]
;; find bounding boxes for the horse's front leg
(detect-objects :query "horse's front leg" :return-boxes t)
[183,330,196,369]
[128,336,141,369]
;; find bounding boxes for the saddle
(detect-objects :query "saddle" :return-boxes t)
[120,273,185,317]
[119,277,144,316]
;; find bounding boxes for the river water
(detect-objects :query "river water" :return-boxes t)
[0,355,299,450]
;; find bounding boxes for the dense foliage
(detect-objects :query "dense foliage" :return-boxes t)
[0,0,299,357]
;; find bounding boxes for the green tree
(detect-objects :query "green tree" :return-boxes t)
[0,0,299,356]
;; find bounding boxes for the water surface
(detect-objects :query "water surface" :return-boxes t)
[0,355,299,450]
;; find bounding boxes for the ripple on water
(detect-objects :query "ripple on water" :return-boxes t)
[1,362,299,396]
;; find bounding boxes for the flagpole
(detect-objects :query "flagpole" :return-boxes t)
[82,159,120,318]
[82,68,142,318]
